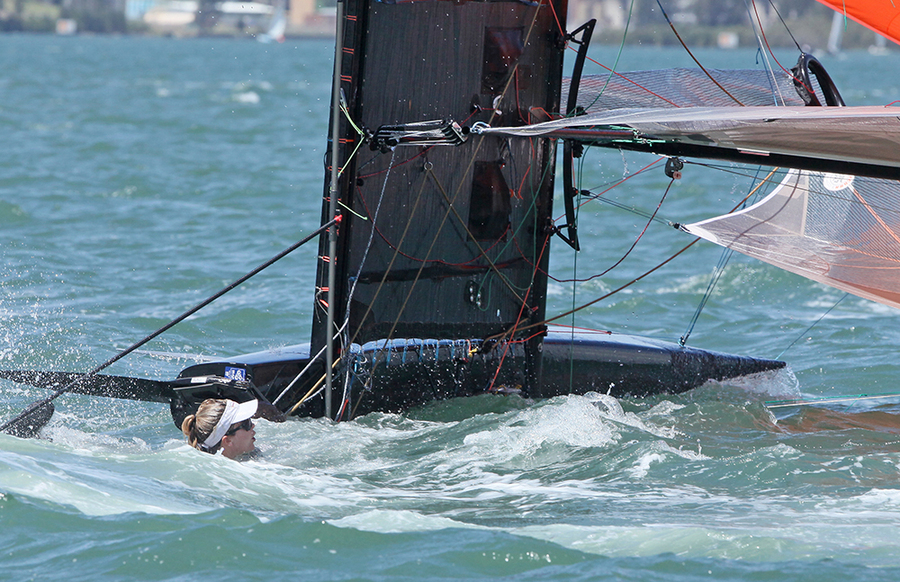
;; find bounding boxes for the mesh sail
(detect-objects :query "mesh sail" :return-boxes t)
[684,169,900,309]
[564,68,805,110]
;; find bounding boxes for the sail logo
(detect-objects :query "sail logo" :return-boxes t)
[224,366,246,381]
[823,173,854,192]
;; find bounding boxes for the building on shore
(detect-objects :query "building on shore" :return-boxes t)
[125,0,333,37]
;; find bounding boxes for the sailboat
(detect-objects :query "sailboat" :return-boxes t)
[2,0,899,435]
[257,0,286,44]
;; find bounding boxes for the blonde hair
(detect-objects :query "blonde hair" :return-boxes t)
[181,398,227,453]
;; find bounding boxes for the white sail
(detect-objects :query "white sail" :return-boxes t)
[258,0,285,43]
[684,169,900,309]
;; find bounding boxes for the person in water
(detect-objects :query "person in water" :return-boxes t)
[181,398,261,459]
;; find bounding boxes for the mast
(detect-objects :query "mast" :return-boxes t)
[324,0,345,420]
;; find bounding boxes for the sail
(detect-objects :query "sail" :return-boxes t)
[563,68,806,110]
[311,0,568,408]
[815,0,900,46]
[683,169,900,309]
[258,0,285,43]
[473,105,900,180]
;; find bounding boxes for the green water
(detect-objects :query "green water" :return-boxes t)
[2,33,900,581]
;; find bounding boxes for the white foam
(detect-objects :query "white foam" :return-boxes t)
[328,509,480,533]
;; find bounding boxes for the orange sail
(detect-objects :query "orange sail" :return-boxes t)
[815,0,900,46]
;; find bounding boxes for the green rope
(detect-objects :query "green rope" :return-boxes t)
[579,0,636,113]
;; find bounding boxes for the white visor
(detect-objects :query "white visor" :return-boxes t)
[201,399,258,450]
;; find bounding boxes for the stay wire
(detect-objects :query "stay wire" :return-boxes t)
[488,171,781,343]
[486,230,552,392]
[335,149,395,420]
[567,156,587,391]
[775,293,848,360]
[764,0,803,52]
[587,178,676,282]
[654,0,744,106]
[680,248,733,347]
[680,164,772,346]
[747,0,818,98]
[1,218,338,433]
[742,0,788,106]
[487,237,702,344]
[577,0,637,112]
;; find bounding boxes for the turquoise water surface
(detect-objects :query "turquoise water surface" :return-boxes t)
[3,33,900,581]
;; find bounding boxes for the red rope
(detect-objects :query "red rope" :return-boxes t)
[543,0,565,39]
[748,0,814,98]
[577,48,681,108]
[487,232,552,392]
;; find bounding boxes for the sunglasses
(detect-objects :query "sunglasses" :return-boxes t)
[225,418,254,435]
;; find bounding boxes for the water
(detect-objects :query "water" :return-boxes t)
[2,33,900,581]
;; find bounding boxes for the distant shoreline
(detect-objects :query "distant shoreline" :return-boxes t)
[1,20,893,53]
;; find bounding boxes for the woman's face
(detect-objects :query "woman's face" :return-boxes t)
[220,419,255,459]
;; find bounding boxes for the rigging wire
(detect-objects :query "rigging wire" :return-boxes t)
[680,248,734,347]
[488,236,702,344]
[488,173,790,345]
[567,155,586,391]
[679,164,777,346]
[747,0,818,97]
[654,0,744,106]
[1,218,338,433]
[566,157,663,219]
[589,196,673,226]
[575,0,637,112]
[742,0,788,106]
[486,231,551,392]
[335,149,397,419]
[775,293,849,360]
[577,177,676,283]
[764,0,803,52]
[273,321,345,407]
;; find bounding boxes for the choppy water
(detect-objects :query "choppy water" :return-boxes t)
[2,33,900,581]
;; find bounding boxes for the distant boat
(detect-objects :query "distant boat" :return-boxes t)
[869,34,889,55]
[827,11,842,54]
[828,7,891,55]
[4,0,900,436]
[257,0,286,43]
[55,18,77,35]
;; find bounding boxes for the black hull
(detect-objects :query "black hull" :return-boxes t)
[173,332,784,422]
[0,333,784,428]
